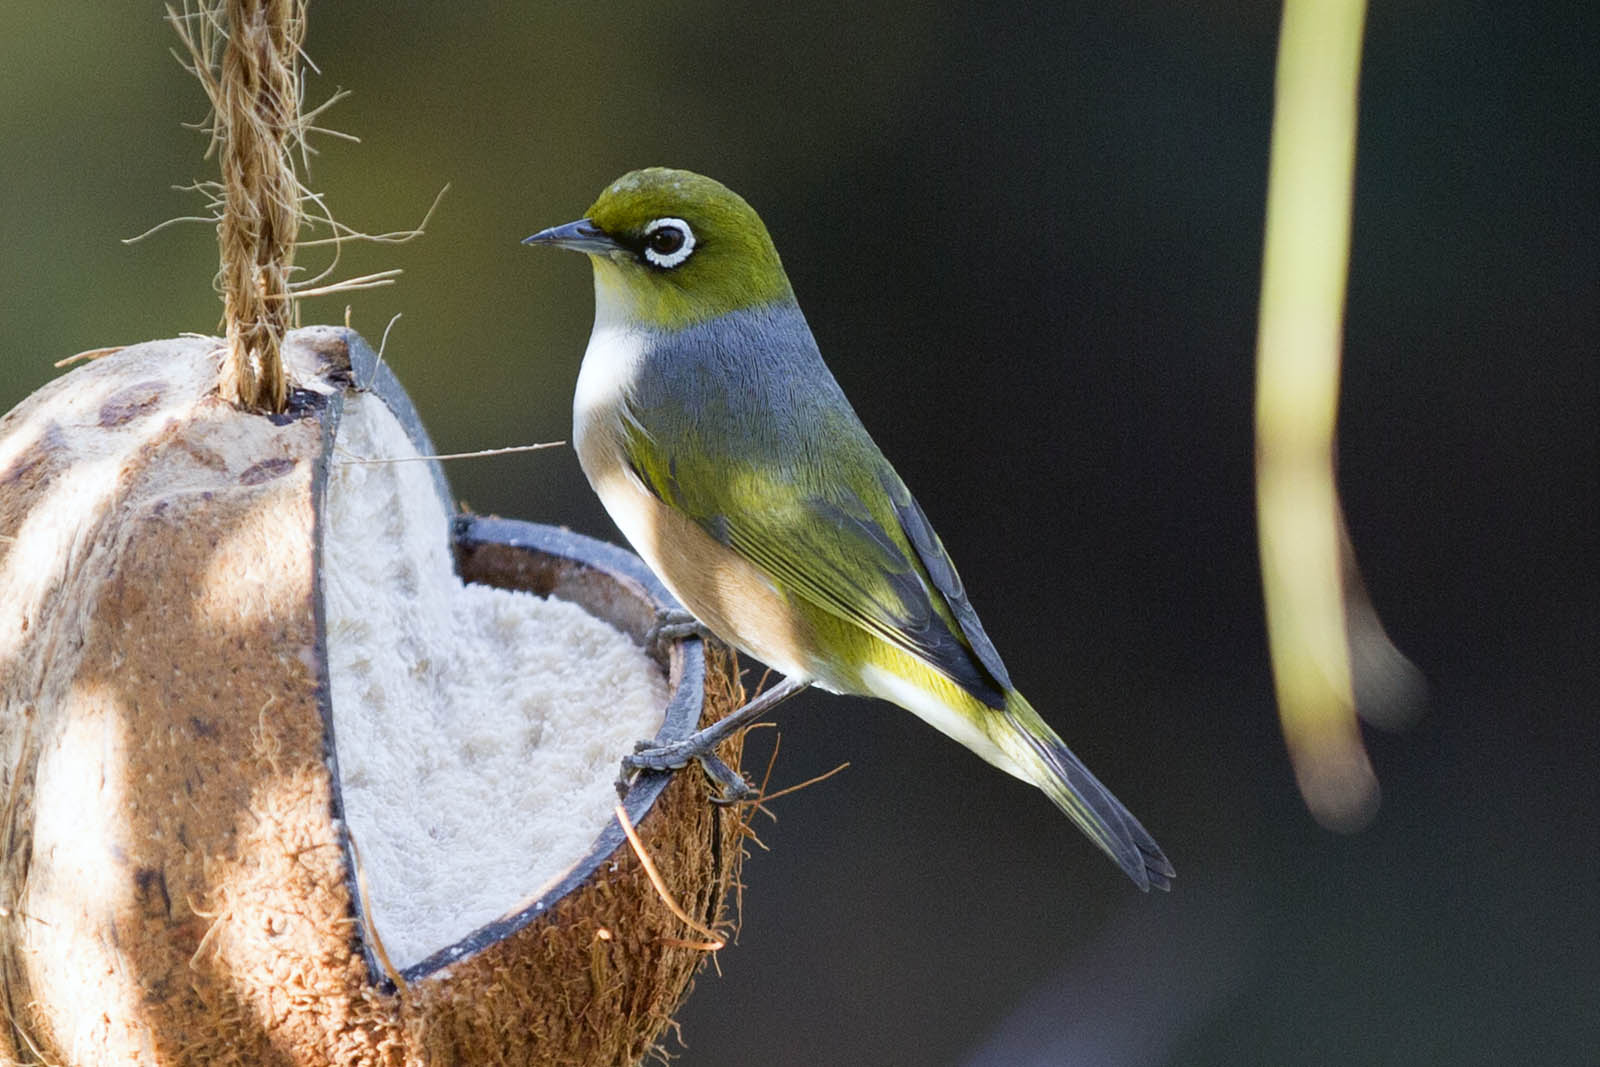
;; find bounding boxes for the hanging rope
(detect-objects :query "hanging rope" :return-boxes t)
[166,1,441,411]
[215,0,305,412]
[172,0,307,413]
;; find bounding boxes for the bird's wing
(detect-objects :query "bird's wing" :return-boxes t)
[619,414,1012,708]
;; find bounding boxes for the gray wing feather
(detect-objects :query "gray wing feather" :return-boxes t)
[882,473,1014,695]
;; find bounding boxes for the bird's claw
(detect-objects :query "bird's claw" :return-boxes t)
[698,752,756,803]
[708,772,756,805]
[617,674,809,806]
[621,742,754,803]
[643,607,713,661]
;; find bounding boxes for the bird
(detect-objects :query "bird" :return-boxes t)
[524,168,1173,890]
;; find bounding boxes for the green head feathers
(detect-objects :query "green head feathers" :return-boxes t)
[525,168,794,330]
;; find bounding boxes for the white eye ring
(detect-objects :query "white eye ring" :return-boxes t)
[642,217,695,268]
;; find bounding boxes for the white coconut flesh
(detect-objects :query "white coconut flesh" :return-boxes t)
[322,391,668,971]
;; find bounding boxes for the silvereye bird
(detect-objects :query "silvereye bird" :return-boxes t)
[525,168,1173,890]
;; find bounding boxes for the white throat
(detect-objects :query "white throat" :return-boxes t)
[573,323,645,426]
[573,262,650,460]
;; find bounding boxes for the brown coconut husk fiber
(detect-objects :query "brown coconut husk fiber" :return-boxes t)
[0,329,747,1065]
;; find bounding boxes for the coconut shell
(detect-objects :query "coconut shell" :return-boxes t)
[0,327,746,1066]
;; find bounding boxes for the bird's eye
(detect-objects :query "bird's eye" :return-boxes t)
[649,227,684,255]
[642,217,695,268]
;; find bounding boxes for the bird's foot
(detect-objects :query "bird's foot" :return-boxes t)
[643,606,713,661]
[619,740,755,803]
[615,675,812,804]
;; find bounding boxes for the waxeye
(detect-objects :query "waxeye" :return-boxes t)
[642,217,695,268]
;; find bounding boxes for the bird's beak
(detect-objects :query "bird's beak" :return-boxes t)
[522,218,620,255]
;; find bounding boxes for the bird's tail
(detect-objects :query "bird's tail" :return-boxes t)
[992,692,1174,891]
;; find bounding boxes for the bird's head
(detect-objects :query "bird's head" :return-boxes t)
[525,168,794,331]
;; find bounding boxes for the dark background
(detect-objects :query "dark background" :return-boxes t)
[3,3,1594,1064]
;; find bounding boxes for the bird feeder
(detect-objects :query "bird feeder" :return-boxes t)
[0,328,745,1065]
[0,4,745,1064]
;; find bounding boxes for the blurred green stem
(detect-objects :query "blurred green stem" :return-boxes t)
[1255,0,1377,831]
